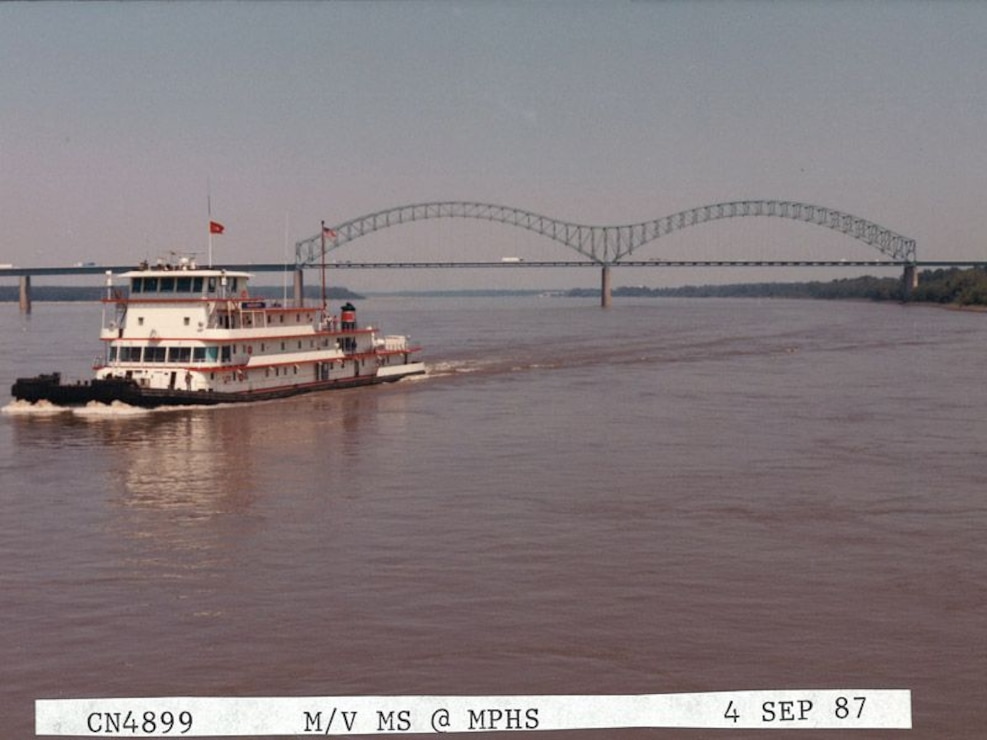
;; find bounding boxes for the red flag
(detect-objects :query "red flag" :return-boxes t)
[210,221,225,234]
[323,226,336,238]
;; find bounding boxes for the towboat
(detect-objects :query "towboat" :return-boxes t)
[11,256,425,408]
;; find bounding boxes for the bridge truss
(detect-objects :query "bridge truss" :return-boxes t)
[295,200,917,266]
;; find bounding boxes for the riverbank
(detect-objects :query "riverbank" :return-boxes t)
[568,266,987,308]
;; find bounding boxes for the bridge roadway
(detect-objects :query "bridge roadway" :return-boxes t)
[3,259,983,277]
[2,261,984,312]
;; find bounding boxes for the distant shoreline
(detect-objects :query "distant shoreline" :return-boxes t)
[3,267,986,309]
[567,267,987,308]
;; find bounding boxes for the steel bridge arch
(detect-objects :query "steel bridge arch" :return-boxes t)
[295,200,917,265]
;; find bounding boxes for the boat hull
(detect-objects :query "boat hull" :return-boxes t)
[10,366,426,409]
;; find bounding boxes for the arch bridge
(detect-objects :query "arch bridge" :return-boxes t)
[295,200,917,306]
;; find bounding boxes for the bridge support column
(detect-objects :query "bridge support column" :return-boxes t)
[19,275,31,314]
[901,264,918,301]
[600,265,612,308]
[293,268,304,307]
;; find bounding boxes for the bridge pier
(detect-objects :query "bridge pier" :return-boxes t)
[600,265,612,308]
[19,276,31,314]
[293,268,304,306]
[901,264,918,301]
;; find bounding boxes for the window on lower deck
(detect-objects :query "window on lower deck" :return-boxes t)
[145,346,166,362]
[170,347,192,363]
[194,347,213,363]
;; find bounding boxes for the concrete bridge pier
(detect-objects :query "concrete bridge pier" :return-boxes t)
[601,265,612,308]
[19,276,31,314]
[902,264,918,301]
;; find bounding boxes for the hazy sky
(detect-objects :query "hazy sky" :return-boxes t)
[2,1,986,291]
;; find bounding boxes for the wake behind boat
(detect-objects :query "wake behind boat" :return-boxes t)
[11,255,425,408]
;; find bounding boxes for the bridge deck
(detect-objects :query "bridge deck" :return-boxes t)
[1,260,982,277]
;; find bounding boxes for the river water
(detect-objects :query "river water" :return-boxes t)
[1,296,985,739]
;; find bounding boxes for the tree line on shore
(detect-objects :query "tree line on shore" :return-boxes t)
[568,267,987,306]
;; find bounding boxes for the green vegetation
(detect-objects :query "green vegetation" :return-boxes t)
[911,267,987,305]
[569,267,987,306]
[608,275,903,301]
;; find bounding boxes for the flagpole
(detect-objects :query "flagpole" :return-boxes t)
[320,220,328,314]
[207,186,214,268]
[282,211,290,305]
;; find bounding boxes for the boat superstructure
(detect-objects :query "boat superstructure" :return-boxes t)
[11,256,425,407]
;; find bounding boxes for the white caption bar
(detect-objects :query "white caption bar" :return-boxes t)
[37,690,911,736]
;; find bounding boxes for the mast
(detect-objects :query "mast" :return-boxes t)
[207,183,213,268]
[320,220,328,313]
[282,211,290,305]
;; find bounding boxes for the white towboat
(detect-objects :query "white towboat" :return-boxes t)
[12,255,425,408]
